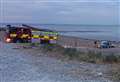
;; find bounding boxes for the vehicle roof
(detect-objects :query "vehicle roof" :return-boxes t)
[6,24,58,33]
[101,40,109,43]
[6,25,30,29]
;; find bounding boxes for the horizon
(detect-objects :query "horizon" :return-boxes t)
[0,22,120,26]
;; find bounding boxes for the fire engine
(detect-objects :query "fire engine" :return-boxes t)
[5,25,58,44]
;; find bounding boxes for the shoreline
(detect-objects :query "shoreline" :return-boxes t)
[58,35,120,48]
[60,34,120,42]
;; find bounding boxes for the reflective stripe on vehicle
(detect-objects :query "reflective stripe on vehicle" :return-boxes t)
[21,34,29,38]
[32,35,39,39]
[10,34,17,37]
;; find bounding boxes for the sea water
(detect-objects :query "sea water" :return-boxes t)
[33,24,120,41]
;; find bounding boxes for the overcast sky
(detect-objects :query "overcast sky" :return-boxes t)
[0,0,120,25]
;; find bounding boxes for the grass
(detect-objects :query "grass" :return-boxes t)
[108,65,120,82]
[111,68,120,82]
[41,45,120,81]
[18,43,120,81]
[17,43,120,64]
[103,53,120,63]
[41,44,120,64]
[63,48,79,59]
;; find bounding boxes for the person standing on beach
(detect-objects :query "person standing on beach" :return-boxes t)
[94,40,98,48]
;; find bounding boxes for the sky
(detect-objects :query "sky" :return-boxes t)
[0,0,120,25]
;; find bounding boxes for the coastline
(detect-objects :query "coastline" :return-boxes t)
[0,30,120,49]
[58,35,120,48]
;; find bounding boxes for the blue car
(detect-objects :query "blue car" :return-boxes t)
[100,41,111,48]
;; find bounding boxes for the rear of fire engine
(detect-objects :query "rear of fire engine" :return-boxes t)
[32,30,58,44]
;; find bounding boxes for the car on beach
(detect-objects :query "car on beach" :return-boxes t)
[98,40,115,48]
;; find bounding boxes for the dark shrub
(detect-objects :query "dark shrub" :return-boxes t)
[103,53,118,63]
[63,48,79,59]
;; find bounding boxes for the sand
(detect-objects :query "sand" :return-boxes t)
[58,35,120,48]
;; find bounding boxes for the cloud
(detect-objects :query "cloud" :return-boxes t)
[0,0,119,25]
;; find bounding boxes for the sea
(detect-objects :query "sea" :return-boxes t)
[0,23,120,41]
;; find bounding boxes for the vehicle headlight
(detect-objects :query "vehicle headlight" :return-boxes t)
[53,36,57,40]
[6,38,11,43]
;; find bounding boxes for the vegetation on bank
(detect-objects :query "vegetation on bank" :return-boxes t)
[108,65,120,82]
[40,44,120,64]
[12,43,120,81]
[40,44,120,81]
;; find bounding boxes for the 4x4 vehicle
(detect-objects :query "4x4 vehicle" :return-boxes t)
[98,40,115,48]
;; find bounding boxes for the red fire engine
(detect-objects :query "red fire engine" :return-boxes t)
[5,25,58,44]
[5,25,31,43]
